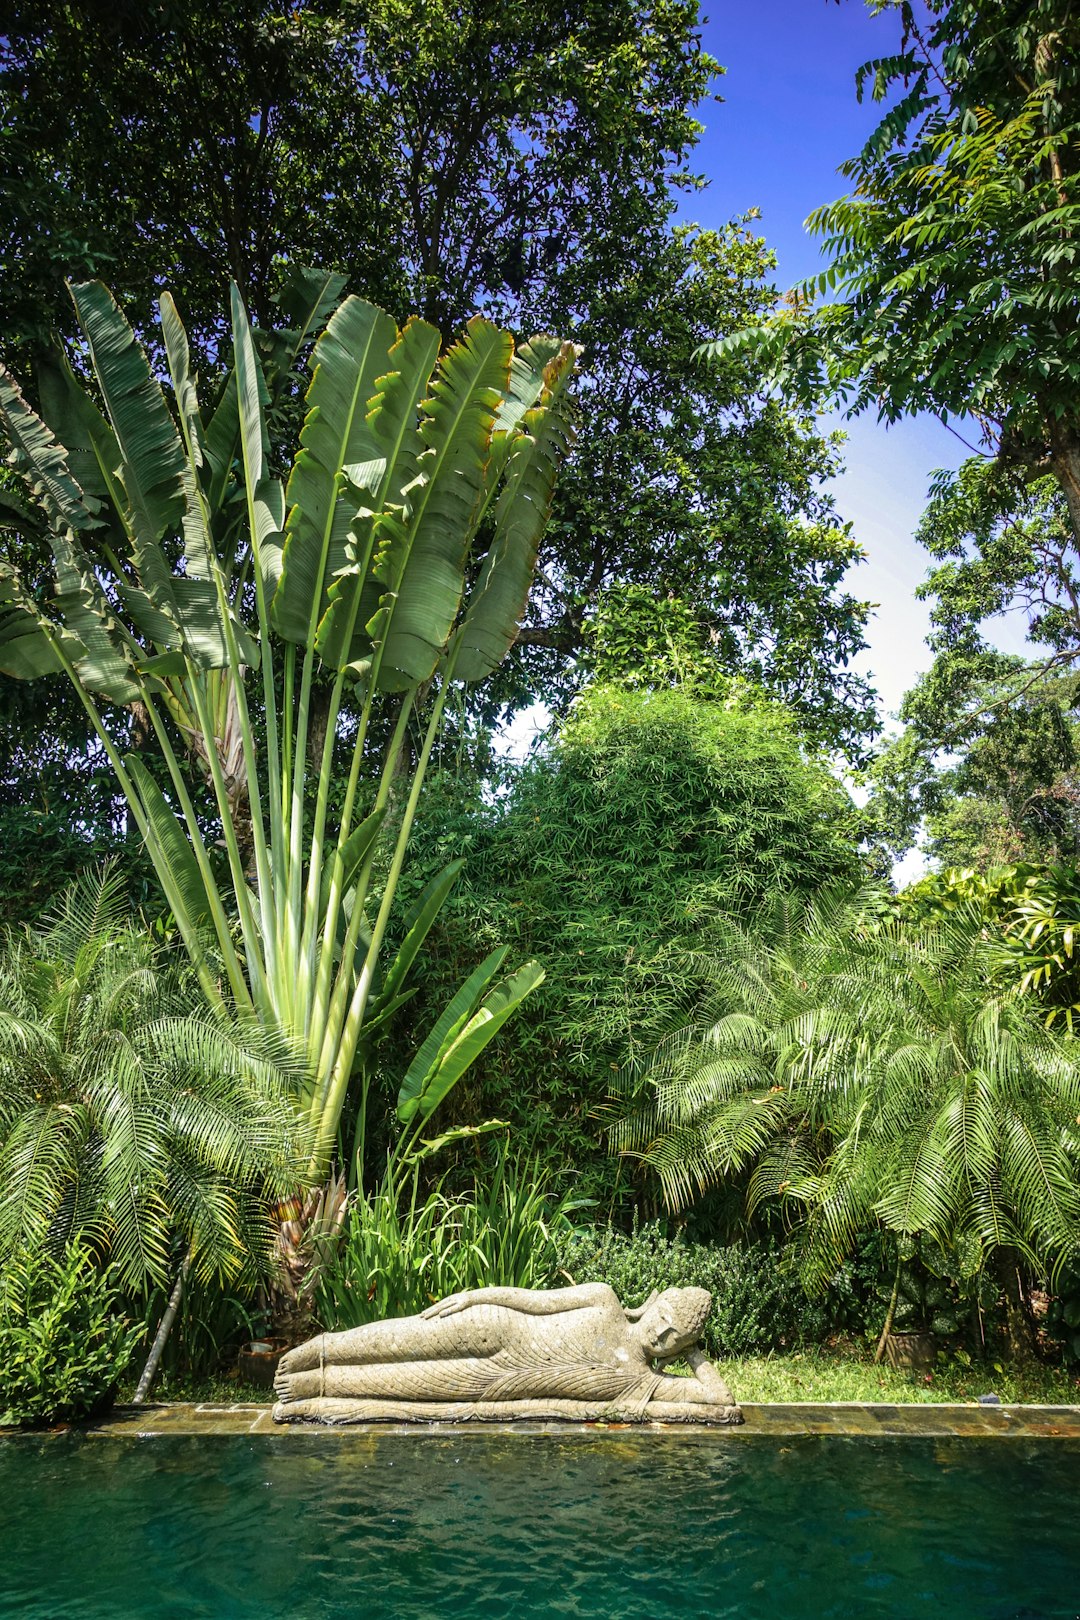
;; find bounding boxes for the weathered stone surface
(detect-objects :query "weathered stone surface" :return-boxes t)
[272,1283,743,1426]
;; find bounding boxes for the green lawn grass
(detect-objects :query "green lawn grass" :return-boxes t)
[723,1346,1080,1406]
[129,1346,1080,1409]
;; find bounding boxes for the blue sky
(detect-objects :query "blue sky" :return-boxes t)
[685,1,1030,723]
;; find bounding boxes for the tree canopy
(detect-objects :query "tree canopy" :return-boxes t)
[1,0,714,352]
[0,2,878,757]
[707,2,1080,486]
[701,0,1080,688]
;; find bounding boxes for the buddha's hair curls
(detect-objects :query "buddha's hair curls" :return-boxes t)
[658,1286,711,1342]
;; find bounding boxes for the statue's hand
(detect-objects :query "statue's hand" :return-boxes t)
[421,1292,471,1319]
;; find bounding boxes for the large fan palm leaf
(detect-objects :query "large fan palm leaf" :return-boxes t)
[612,888,1080,1287]
[0,872,307,1290]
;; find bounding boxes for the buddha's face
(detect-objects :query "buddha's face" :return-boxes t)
[636,1288,709,1358]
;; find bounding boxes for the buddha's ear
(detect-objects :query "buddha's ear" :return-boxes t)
[624,1290,660,1323]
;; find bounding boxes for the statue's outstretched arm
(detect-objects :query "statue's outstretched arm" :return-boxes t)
[421,1283,613,1320]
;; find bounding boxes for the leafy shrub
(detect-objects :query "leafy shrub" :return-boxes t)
[1044,1268,1080,1365]
[0,1246,141,1426]
[316,1153,583,1330]
[387,683,863,1209]
[555,1223,829,1358]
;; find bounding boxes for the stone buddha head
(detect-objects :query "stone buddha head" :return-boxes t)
[635,1286,711,1360]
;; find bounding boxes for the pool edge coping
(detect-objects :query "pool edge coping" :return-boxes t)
[6,1399,1080,1440]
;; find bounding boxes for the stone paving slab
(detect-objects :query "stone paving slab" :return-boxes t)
[3,1400,1073,1441]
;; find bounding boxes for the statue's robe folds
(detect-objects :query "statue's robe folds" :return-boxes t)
[273,1293,743,1426]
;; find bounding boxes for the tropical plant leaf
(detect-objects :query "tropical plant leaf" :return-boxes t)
[456,338,579,682]
[369,317,513,691]
[124,755,215,932]
[396,946,509,1125]
[0,564,70,678]
[272,264,349,352]
[374,858,466,1013]
[230,284,285,601]
[159,292,204,468]
[314,314,441,670]
[36,338,125,524]
[68,280,186,545]
[273,296,398,647]
[407,959,546,1125]
[51,529,140,702]
[0,360,96,531]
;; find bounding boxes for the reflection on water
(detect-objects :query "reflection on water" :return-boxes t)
[1,1430,1079,1619]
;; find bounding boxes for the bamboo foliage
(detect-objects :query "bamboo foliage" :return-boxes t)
[0,273,579,1182]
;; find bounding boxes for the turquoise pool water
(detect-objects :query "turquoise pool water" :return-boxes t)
[1,1431,1078,1618]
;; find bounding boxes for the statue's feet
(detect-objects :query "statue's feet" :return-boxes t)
[273,1338,326,1403]
[277,1336,326,1376]
[273,1366,325,1404]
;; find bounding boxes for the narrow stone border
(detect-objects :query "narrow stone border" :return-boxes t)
[3,1400,1078,1441]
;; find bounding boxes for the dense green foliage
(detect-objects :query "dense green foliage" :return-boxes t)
[3,0,1079,1390]
[517,224,876,753]
[315,1152,579,1328]
[0,2,876,762]
[387,682,862,1202]
[0,874,305,1291]
[0,1245,140,1426]
[707,1,1080,508]
[1,0,713,348]
[705,1,1080,759]
[555,1224,828,1358]
[864,667,1080,870]
[613,896,1080,1294]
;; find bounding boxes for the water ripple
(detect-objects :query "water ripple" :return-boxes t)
[0,1432,1078,1619]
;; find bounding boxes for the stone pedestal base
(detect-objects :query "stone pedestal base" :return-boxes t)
[272,1396,744,1426]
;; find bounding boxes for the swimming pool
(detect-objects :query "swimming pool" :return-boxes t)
[2,1429,1078,1618]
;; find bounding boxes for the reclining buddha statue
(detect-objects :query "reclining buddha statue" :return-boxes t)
[273,1282,742,1425]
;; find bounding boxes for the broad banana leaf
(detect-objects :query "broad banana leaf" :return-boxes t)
[369,318,512,691]
[159,292,204,468]
[36,339,125,526]
[311,313,440,670]
[273,296,398,646]
[69,283,232,669]
[456,338,579,683]
[0,564,70,678]
[230,286,286,602]
[396,946,510,1125]
[201,265,347,521]
[399,958,545,1126]
[68,281,187,545]
[51,529,140,703]
[0,361,95,532]
[273,265,348,347]
[373,857,466,1013]
[124,755,215,932]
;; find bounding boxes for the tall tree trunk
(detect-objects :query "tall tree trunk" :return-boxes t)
[1049,424,1080,552]
[133,1252,191,1404]
[875,1254,904,1365]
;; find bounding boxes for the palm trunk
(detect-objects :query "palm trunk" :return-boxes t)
[874,1254,903,1365]
[133,1252,191,1404]
[996,1247,1038,1365]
